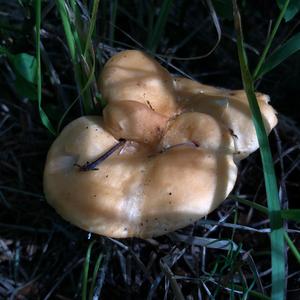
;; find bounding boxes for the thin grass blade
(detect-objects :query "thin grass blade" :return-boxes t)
[160,260,185,300]
[256,32,300,79]
[35,0,55,135]
[88,253,103,300]
[55,0,95,114]
[160,0,221,61]
[277,0,300,22]
[284,232,300,264]
[147,0,172,53]
[109,0,118,47]
[229,196,268,214]
[84,0,101,57]
[82,240,96,300]
[168,233,240,252]
[280,209,300,222]
[55,0,76,63]
[253,0,290,79]
[232,1,285,298]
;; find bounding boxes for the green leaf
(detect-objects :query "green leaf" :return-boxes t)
[277,0,300,22]
[11,53,37,83]
[256,32,300,79]
[0,48,38,100]
[15,76,37,100]
[280,209,300,222]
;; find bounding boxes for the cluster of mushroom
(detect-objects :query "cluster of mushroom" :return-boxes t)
[44,50,277,238]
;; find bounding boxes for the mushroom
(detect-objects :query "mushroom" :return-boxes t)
[103,100,168,145]
[173,77,278,160]
[99,50,178,118]
[44,115,237,238]
[44,50,278,238]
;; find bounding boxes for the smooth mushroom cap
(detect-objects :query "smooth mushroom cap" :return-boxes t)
[141,147,237,237]
[44,116,237,238]
[173,77,278,160]
[103,100,168,145]
[99,50,178,117]
[44,116,147,238]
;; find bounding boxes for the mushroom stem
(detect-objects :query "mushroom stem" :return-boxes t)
[75,138,126,171]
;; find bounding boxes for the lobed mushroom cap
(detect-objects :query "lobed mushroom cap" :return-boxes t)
[44,116,237,238]
[103,100,168,145]
[99,50,178,117]
[44,50,278,238]
[173,77,278,160]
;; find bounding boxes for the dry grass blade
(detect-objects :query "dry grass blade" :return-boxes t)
[160,0,221,61]
[160,260,185,300]
[168,233,240,251]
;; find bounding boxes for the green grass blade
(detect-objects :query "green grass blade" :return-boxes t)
[284,232,300,264]
[231,197,300,265]
[83,0,105,108]
[229,196,268,214]
[277,0,300,22]
[163,0,221,61]
[253,0,290,79]
[57,97,79,132]
[232,197,300,223]
[88,253,103,300]
[55,0,76,63]
[57,52,98,132]
[55,0,95,114]
[255,32,300,79]
[84,0,100,57]
[146,3,154,44]
[232,1,285,299]
[82,240,96,300]
[147,0,172,53]
[109,0,118,47]
[280,209,300,222]
[35,0,55,135]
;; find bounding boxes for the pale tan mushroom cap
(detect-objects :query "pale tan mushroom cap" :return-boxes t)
[44,50,278,238]
[44,116,237,238]
[160,112,234,154]
[103,100,168,145]
[173,77,278,160]
[99,50,178,117]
